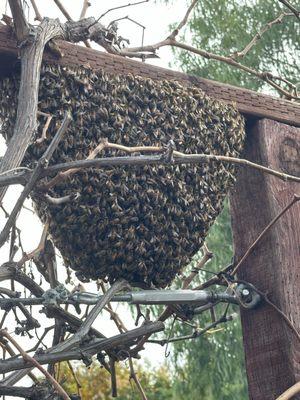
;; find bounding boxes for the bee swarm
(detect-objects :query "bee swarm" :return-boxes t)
[0,65,245,288]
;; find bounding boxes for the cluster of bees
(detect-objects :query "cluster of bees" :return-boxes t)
[0,64,245,288]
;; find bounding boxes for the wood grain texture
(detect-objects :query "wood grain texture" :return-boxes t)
[230,119,300,400]
[0,25,299,127]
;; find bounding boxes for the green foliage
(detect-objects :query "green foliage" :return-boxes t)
[167,0,299,92]
[60,361,174,400]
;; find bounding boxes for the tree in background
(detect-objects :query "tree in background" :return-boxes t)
[59,361,173,400]
[167,0,298,92]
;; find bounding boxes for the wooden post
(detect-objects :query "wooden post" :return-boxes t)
[230,118,300,400]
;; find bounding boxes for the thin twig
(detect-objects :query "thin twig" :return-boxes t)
[109,357,118,398]
[100,282,127,333]
[129,356,148,400]
[0,340,38,383]
[0,329,70,400]
[95,0,149,22]
[53,0,72,21]
[276,381,300,400]
[8,0,30,42]
[36,112,53,144]
[0,167,31,178]
[26,325,55,352]
[2,141,300,190]
[17,222,49,267]
[38,141,300,194]
[232,12,294,59]
[48,144,300,183]
[232,194,300,275]
[29,0,42,21]
[43,138,108,190]
[0,287,40,332]
[148,312,234,345]
[66,361,82,397]
[182,243,213,289]
[168,0,198,40]
[43,192,80,205]
[278,0,300,21]
[79,0,91,20]
[0,113,71,248]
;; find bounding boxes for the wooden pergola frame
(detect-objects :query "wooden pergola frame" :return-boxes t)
[0,23,299,400]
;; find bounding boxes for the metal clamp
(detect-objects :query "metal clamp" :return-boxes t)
[235,283,261,309]
[42,284,69,306]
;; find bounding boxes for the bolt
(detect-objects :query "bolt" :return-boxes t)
[241,288,250,297]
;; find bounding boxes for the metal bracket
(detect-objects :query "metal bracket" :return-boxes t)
[42,284,69,306]
[235,283,261,309]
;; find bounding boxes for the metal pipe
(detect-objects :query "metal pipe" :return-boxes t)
[0,290,240,308]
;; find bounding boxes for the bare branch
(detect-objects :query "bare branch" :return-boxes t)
[118,1,298,99]
[95,0,150,22]
[0,329,70,400]
[51,279,129,353]
[43,192,80,205]
[0,385,35,398]
[278,0,300,21]
[232,194,300,275]
[53,0,72,21]
[1,138,300,200]
[0,113,71,248]
[43,137,108,190]
[8,0,30,42]
[182,243,213,289]
[0,322,165,374]
[17,222,49,266]
[100,282,128,333]
[36,112,53,144]
[42,143,300,184]
[129,356,148,400]
[276,381,300,400]
[0,287,40,332]
[109,357,118,397]
[232,12,295,59]
[29,0,42,21]
[0,333,40,387]
[168,0,198,40]
[0,17,70,203]
[0,167,31,178]
[79,0,91,20]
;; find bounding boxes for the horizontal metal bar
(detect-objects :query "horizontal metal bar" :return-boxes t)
[0,289,239,308]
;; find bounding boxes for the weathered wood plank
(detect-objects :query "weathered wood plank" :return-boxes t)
[230,119,300,400]
[0,25,299,127]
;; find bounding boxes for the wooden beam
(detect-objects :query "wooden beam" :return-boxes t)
[230,119,300,400]
[0,25,299,127]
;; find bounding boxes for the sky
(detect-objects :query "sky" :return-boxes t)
[0,1,190,398]
[1,0,189,68]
